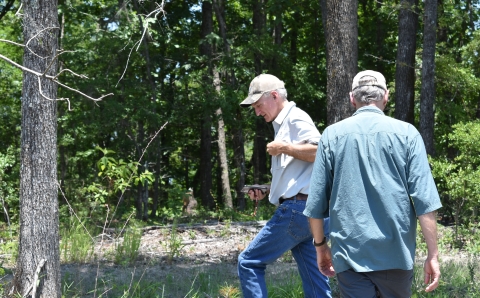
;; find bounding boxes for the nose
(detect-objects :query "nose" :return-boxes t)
[254,107,261,116]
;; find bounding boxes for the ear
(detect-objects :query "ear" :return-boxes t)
[383,90,389,107]
[271,90,278,100]
[349,92,356,107]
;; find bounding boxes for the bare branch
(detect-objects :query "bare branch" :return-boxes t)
[135,1,166,52]
[116,39,140,87]
[25,26,60,59]
[116,1,166,87]
[55,68,88,80]
[0,53,114,105]
[0,39,25,47]
[54,79,114,102]
[107,122,169,227]
[37,76,72,111]
[15,3,22,17]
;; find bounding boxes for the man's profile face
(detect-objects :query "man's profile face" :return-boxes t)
[251,92,278,123]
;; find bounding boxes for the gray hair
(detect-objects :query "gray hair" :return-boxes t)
[352,76,386,104]
[276,88,288,100]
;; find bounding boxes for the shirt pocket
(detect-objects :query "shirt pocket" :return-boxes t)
[272,154,293,170]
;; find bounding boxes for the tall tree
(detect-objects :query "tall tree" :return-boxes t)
[12,0,61,296]
[252,0,269,184]
[321,0,358,125]
[199,0,215,209]
[419,0,438,155]
[394,0,418,124]
[213,0,233,209]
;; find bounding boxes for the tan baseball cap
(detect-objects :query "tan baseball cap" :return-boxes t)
[351,70,387,91]
[240,74,285,107]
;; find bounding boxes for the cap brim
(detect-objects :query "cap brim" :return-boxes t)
[240,93,263,108]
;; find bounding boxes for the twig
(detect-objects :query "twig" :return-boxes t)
[107,122,169,225]
[57,182,94,241]
[24,27,60,59]
[15,3,22,17]
[0,53,114,105]
[116,1,166,87]
[94,205,110,298]
[23,258,46,298]
[0,39,25,47]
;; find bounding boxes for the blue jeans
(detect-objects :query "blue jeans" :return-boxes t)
[238,199,331,298]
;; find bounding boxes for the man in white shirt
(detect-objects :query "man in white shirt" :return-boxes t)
[237,74,331,298]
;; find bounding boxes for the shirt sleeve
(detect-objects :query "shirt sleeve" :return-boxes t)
[407,133,442,216]
[290,113,321,145]
[304,129,332,219]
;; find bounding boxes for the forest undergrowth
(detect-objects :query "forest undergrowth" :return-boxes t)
[0,213,479,297]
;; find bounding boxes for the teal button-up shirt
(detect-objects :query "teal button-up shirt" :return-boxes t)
[304,106,442,273]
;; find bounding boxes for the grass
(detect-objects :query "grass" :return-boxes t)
[40,259,480,297]
[1,216,480,297]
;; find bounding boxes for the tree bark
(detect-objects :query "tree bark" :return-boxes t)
[199,1,215,209]
[253,119,269,184]
[252,0,269,184]
[214,72,233,209]
[213,0,233,209]
[394,0,418,124]
[12,0,61,296]
[420,0,438,156]
[232,111,246,211]
[253,0,266,75]
[322,0,358,125]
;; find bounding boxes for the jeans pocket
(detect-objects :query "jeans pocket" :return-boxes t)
[287,209,311,241]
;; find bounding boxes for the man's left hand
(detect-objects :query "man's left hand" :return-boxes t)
[424,256,440,292]
[266,141,286,156]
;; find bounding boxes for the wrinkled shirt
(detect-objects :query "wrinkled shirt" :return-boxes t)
[304,106,442,273]
[269,101,321,205]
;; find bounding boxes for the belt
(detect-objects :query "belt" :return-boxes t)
[279,193,308,205]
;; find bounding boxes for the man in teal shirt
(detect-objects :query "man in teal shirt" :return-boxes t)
[304,70,442,297]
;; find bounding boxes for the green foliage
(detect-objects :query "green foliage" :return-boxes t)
[411,259,480,297]
[430,121,480,235]
[96,147,154,192]
[60,218,94,263]
[0,146,19,225]
[267,268,304,298]
[161,219,185,264]
[114,227,142,266]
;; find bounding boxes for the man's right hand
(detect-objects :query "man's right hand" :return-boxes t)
[316,245,336,277]
[247,188,267,201]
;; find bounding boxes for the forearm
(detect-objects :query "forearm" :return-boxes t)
[269,142,317,162]
[418,211,439,259]
[308,217,326,243]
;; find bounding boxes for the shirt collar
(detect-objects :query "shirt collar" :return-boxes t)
[274,101,296,126]
[352,106,385,117]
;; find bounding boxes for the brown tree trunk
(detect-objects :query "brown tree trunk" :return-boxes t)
[323,0,358,125]
[290,11,299,65]
[253,0,266,75]
[252,0,269,184]
[212,0,233,209]
[476,97,480,119]
[253,119,269,184]
[232,111,247,210]
[376,0,386,75]
[420,0,438,156]
[12,0,61,296]
[394,0,418,124]
[199,1,215,209]
[214,71,233,209]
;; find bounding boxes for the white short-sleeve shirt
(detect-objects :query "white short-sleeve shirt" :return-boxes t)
[269,101,321,205]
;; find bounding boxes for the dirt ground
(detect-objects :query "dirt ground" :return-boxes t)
[2,220,468,297]
[3,220,301,297]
